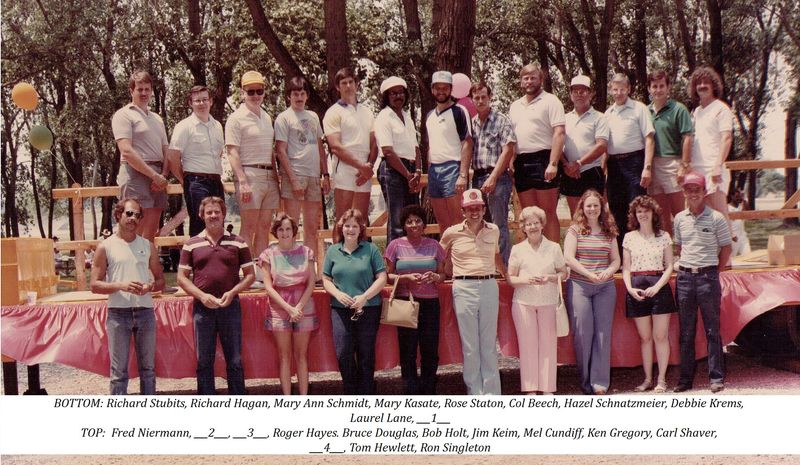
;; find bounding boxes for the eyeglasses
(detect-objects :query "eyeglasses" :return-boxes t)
[389,91,405,97]
[245,89,265,96]
[192,98,210,104]
[124,210,143,219]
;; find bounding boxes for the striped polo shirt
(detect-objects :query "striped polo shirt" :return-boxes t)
[567,225,616,284]
[178,231,253,298]
[673,206,732,268]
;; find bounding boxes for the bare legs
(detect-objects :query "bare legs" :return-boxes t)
[518,188,560,242]
[633,313,671,390]
[272,331,312,395]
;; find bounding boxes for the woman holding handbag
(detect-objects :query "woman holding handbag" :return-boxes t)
[384,205,446,394]
[621,195,676,394]
[322,209,388,394]
[507,206,567,395]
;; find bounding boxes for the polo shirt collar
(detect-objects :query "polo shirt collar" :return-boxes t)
[338,240,366,255]
[612,98,635,112]
[457,219,489,232]
[236,103,263,119]
[649,99,674,114]
[127,103,150,116]
[571,107,596,119]
[435,103,455,116]
[689,206,712,218]
[337,99,360,109]
[523,91,545,105]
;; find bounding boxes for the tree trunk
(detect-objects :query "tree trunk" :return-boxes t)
[674,0,696,74]
[706,0,726,97]
[633,3,648,101]
[324,0,352,103]
[537,36,552,93]
[785,94,799,227]
[31,150,45,238]
[432,0,476,74]
[579,0,617,112]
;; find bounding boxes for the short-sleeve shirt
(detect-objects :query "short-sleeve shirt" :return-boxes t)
[567,225,616,284]
[564,107,608,172]
[622,230,672,272]
[425,103,472,165]
[274,108,324,177]
[374,107,418,162]
[178,231,253,298]
[169,113,224,174]
[104,235,154,308]
[648,99,693,157]
[691,99,734,169]
[605,98,655,155]
[112,104,168,163]
[509,91,566,154]
[258,243,314,289]
[323,101,374,155]
[673,206,732,268]
[384,237,445,298]
[471,110,516,170]
[508,238,565,306]
[224,104,275,166]
[440,221,499,276]
[322,241,386,308]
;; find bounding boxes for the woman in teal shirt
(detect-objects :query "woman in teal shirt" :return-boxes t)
[322,209,388,394]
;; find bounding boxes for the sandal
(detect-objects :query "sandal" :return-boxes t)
[634,380,652,392]
[654,382,667,393]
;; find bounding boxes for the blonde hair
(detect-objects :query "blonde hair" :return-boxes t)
[519,206,547,226]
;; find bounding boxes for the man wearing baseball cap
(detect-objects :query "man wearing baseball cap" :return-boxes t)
[426,70,473,234]
[562,75,609,216]
[225,70,277,269]
[672,171,731,393]
[440,188,507,395]
[375,76,422,242]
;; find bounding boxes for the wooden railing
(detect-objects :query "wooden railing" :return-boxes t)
[725,159,800,220]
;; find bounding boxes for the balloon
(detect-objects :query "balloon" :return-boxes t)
[452,73,472,99]
[458,97,478,118]
[11,82,39,111]
[29,125,53,151]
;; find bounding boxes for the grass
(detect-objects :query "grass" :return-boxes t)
[744,219,800,250]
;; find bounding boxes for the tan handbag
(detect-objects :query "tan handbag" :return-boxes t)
[556,279,570,337]
[380,279,420,329]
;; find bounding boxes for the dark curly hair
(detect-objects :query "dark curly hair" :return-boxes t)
[627,195,664,235]
[270,212,299,238]
[689,65,724,102]
[399,205,427,235]
[571,189,618,237]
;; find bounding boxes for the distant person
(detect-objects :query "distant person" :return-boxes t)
[323,67,378,224]
[177,196,255,395]
[90,198,164,395]
[727,189,751,257]
[112,70,170,241]
[673,172,731,393]
[167,85,225,237]
[226,224,234,235]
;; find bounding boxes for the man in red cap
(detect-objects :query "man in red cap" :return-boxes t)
[672,171,731,393]
[440,188,507,394]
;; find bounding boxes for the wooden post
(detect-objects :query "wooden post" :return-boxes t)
[70,183,87,291]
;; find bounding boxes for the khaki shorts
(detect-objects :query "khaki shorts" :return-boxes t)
[648,156,682,196]
[116,163,168,209]
[280,174,322,202]
[236,166,279,211]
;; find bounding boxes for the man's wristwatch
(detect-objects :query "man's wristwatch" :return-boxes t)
[550,161,558,168]
[644,164,652,170]
[680,161,691,169]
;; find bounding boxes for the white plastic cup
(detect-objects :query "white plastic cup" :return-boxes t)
[26,291,37,305]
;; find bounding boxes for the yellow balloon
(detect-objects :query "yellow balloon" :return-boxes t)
[11,82,39,111]
[29,125,53,151]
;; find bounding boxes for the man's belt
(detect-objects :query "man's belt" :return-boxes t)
[453,274,499,280]
[609,149,644,160]
[184,171,221,179]
[473,167,496,178]
[677,265,718,274]
[242,164,273,170]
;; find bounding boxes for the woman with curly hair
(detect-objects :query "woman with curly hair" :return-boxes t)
[621,196,676,393]
[563,189,620,395]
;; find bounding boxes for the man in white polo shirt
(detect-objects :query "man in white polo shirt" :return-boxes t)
[168,85,225,236]
[323,67,378,223]
[562,75,609,216]
[604,72,655,240]
[225,70,277,260]
[425,70,473,233]
[508,63,566,242]
[375,76,422,242]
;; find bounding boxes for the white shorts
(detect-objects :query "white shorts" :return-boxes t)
[333,153,372,193]
[694,164,731,195]
[648,156,682,196]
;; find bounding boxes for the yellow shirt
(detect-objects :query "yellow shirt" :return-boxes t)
[440,220,499,276]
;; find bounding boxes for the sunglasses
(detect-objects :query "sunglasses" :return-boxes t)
[124,210,143,219]
[245,88,265,96]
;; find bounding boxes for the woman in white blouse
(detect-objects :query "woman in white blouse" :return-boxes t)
[621,195,676,393]
[507,206,567,394]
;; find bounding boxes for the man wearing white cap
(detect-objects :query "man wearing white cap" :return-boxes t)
[425,70,473,233]
[440,188,507,395]
[562,75,609,215]
[323,67,378,223]
[225,70,277,261]
[375,76,422,241]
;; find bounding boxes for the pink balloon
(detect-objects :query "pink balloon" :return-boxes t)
[452,73,472,99]
[458,97,478,117]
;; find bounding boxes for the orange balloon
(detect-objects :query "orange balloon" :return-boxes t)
[11,82,39,111]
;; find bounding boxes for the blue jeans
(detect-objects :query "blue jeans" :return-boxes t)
[379,159,419,243]
[452,279,501,395]
[193,297,245,395]
[184,175,225,237]
[106,307,156,395]
[331,305,381,395]
[607,152,646,240]
[397,297,440,395]
[566,279,616,394]
[472,171,512,265]
[676,269,725,386]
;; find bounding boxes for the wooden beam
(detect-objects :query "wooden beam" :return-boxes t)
[725,159,800,170]
[729,209,800,220]
[781,190,800,210]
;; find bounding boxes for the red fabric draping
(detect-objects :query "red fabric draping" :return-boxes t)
[2,269,798,379]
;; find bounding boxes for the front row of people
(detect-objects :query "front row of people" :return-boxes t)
[92,170,730,396]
